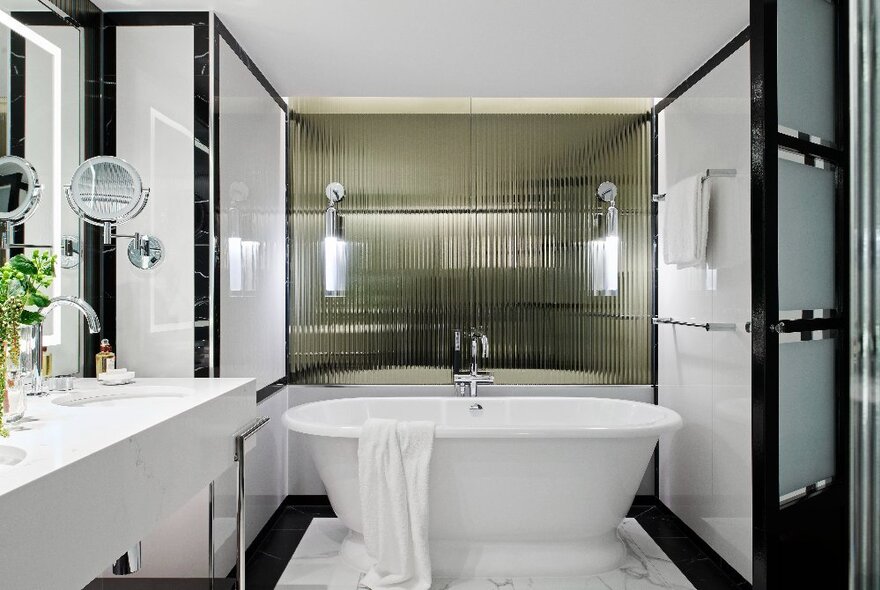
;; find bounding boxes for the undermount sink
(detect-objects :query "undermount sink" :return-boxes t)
[52,386,191,408]
[0,444,26,467]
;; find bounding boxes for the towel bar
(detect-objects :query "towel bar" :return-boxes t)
[653,168,737,202]
[234,416,270,590]
[653,316,737,332]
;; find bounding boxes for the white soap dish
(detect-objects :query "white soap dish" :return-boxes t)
[98,368,136,386]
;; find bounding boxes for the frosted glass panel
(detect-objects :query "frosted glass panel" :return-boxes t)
[778,158,835,311]
[290,110,652,384]
[777,0,836,141]
[779,338,836,496]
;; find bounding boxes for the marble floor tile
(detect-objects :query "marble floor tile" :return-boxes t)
[275,518,695,590]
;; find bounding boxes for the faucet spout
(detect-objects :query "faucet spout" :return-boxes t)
[453,328,494,397]
[43,296,101,334]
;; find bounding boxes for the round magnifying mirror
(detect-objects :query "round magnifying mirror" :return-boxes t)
[597,181,618,203]
[66,156,150,226]
[127,235,164,270]
[0,155,41,225]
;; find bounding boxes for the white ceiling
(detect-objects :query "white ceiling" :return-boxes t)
[92,0,749,99]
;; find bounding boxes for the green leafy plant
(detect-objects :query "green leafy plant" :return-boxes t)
[0,251,56,436]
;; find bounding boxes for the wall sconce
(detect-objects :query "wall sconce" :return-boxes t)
[591,180,619,297]
[324,182,347,297]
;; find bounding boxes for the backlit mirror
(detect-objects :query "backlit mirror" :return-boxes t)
[0,3,83,376]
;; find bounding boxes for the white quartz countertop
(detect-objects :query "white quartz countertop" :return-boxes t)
[0,377,257,590]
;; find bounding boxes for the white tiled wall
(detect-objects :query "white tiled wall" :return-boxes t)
[657,43,752,581]
[217,37,287,389]
[115,26,195,378]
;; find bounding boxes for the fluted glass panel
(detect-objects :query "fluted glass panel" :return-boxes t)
[290,109,652,384]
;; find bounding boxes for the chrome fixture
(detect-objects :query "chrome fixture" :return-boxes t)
[652,168,737,202]
[469,403,483,412]
[591,181,620,296]
[22,296,101,396]
[234,416,270,590]
[453,328,494,397]
[65,156,164,270]
[43,296,101,335]
[0,156,46,251]
[112,542,142,575]
[652,316,736,332]
[324,181,347,297]
[59,235,80,269]
[127,234,165,270]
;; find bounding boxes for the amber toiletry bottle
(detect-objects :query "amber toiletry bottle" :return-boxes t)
[96,339,116,376]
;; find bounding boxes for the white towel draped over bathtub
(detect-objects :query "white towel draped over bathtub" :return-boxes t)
[358,418,435,590]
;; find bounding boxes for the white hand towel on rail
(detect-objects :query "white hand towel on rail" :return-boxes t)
[662,174,711,268]
[359,418,435,590]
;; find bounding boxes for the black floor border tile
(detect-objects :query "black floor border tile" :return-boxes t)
[635,502,752,590]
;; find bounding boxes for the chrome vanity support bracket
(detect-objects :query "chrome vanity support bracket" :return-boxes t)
[234,416,270,590]
[208,481,215,587]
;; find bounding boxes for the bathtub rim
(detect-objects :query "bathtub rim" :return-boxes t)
[283,396,682,439]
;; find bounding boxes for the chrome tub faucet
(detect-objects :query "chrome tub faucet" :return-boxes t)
[452,328,494,397]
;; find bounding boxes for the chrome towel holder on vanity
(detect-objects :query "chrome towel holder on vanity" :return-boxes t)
[227,416,270,590]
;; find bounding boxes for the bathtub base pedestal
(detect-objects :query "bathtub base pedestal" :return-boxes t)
[340,529,627,578]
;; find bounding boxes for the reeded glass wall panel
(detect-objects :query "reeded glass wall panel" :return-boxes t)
[290,107,652,384]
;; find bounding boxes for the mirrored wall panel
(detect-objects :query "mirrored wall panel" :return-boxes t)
[290,100,652,384]
[0,5,83,375]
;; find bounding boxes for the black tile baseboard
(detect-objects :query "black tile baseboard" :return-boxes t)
[635,502,751,589]
[84,579,235,589]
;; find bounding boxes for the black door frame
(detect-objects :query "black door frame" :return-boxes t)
[750,1,850,588]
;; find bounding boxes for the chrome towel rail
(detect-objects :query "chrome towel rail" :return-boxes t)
[653,316,737,332]
[653,168,737,202]
[234,416,270,590]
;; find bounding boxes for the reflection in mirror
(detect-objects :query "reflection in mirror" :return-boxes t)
[0,4,82,375]
[0,155,41,235]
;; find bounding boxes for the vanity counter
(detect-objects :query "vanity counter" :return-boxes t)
[0,377,256,590]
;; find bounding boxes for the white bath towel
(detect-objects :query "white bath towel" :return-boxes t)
[358,418,435,590]
[662,174,711,268]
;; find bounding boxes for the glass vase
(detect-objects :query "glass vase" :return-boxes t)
[3,324,41,424]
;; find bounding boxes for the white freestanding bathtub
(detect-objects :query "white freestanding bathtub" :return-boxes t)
[283,396,682,578]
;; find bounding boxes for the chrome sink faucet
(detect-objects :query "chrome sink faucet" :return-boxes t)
[453,328,494,397]
[22,296,101,395]
[43,296,101,334]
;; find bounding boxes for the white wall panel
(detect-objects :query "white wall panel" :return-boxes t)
[115,26,194,377]
[657,43,752,582]
[218,37,286,389]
